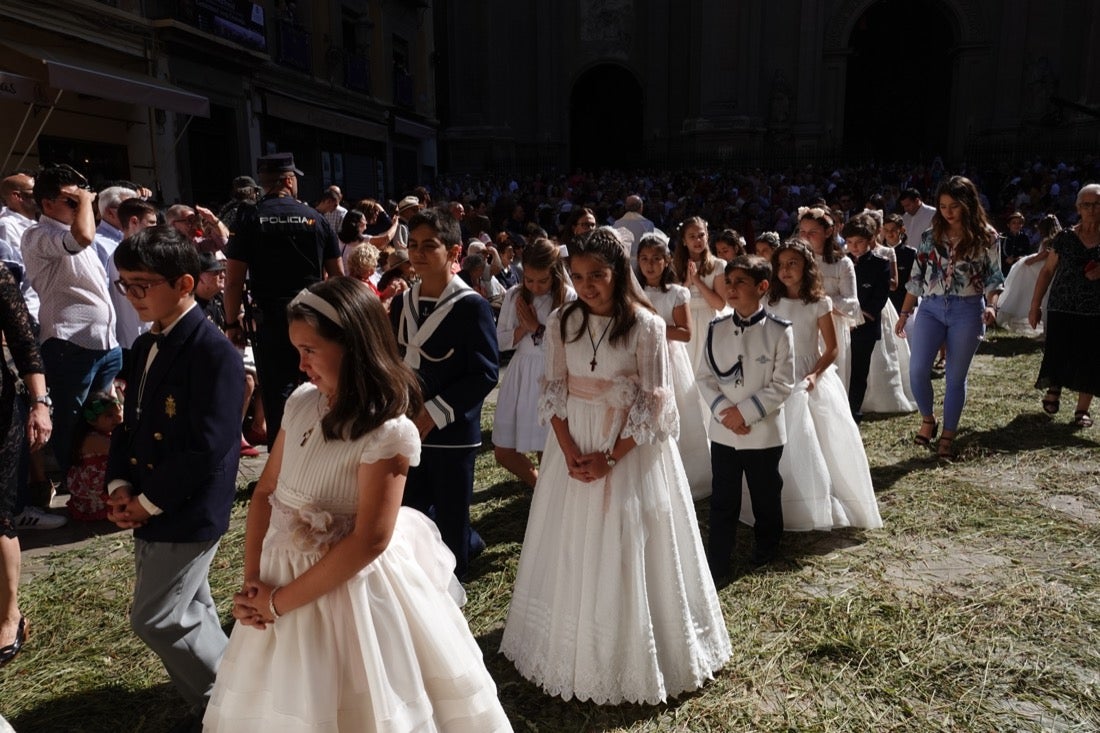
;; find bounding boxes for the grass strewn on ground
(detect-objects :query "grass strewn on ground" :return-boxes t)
[4,331,1100,732]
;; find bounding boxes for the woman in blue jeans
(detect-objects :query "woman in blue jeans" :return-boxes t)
[894,176,1003,460]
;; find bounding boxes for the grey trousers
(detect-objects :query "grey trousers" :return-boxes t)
[131,538,227,710]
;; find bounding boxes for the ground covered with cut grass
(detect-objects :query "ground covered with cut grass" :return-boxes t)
[5,332,1099,732]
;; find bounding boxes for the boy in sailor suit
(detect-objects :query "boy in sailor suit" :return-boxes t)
[390,208,499,580]
[696,255,795,579]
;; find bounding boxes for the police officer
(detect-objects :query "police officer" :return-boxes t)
[223,153,343,450]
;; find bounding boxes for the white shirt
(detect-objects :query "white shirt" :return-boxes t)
[93,220,124,278]
[902,202,936,245]
[22,215,118,350]
[0,207,40,319]
[613,211,656,259]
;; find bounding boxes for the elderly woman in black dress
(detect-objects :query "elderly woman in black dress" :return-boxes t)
[1030,183,1100,427]
[1,263,52,665]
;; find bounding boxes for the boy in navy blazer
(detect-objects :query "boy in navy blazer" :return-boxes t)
[391,208,499,580]
[106,227,244,725]
[842,218,891,423]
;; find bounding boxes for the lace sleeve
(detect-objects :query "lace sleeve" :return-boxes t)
[360,416,421,466]
[0,264,43,378]
[622,310,678,445]
[537,308,568,424]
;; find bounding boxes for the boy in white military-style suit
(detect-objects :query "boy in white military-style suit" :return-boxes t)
[696,255,795,579]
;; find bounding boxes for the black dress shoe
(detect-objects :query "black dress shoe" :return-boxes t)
[166,712,202,733]
[0,616,26,667]
[750,547,778,567]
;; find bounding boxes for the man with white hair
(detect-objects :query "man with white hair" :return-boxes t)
[92,185,137,277]
[612,194,656,260]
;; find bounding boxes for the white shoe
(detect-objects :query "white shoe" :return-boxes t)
[14,506,67,531]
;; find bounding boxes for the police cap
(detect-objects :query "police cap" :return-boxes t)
[256,153,304,176]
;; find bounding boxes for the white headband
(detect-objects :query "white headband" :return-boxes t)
[290,289,343,327]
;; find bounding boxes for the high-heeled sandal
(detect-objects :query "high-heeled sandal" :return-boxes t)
[1042,389,1062,415]
[913,417,939,447]
[0,616,27,667]
[937,436,956,462]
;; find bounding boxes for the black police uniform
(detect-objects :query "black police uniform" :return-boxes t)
[226,193,340,446]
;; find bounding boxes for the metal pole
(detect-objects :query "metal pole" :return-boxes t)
[2,103,36,173]
[15,89,64,169]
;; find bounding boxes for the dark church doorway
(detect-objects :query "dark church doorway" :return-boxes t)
[570,65,643,172]
[843,0,955,161]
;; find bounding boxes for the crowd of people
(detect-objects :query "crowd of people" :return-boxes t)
[0,152,1097,731]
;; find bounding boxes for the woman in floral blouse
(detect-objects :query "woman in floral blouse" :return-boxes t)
[894,175,1003,460]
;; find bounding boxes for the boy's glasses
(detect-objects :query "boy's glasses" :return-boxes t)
[58,197,79,210]
[114,278,168,298]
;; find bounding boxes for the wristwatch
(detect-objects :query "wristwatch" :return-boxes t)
[604,450,617,468]
[30,393,52,409]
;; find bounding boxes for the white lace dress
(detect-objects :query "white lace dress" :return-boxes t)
[644,284,712,499]
[204,385,512,733]
[493,285,576,452]
[684,258,729,374]
[744,297,883,531]
[500,307,730,705]
[816,255,862,390]
[862,247,917,412]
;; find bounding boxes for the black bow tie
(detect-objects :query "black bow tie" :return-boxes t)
[148,332,166,346]
[732,310,767,329]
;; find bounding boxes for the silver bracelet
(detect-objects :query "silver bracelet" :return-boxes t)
[268,586,282,620]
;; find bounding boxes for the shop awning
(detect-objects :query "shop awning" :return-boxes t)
[0,70,58,105]
[1,41,210,117]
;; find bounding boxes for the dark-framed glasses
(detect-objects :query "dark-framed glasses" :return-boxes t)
[114,278,168,298]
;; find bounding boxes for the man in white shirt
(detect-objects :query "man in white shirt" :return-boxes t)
[612,194,655,260]
[899,188,936,243]
[0,172,41,320]
[92,186,136,277]
[22,165,121,477]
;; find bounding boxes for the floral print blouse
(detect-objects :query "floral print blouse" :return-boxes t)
[905,228,1004,298]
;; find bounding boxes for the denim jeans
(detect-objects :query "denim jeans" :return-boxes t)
[39,338,122,476]
[908,295,985,432]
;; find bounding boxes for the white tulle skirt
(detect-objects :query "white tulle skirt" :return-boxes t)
[863,301,917,413]
[997,259,1046,335]
[500,393,730,705]
[668,340,711,499]
[204,505,511,733]
[742,366,883,531]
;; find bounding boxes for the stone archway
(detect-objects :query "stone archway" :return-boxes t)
[827,0,987,160]
[569,64,643,172]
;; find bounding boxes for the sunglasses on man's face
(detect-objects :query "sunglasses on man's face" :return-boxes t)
[58,197,79,210]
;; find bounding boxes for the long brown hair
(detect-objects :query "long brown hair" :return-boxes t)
[672,216,717,283]
[930,175,996,261]
[287,278,423,441]
[559,227,653,347]
[768,237,825,305]
[520,237,569,309]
